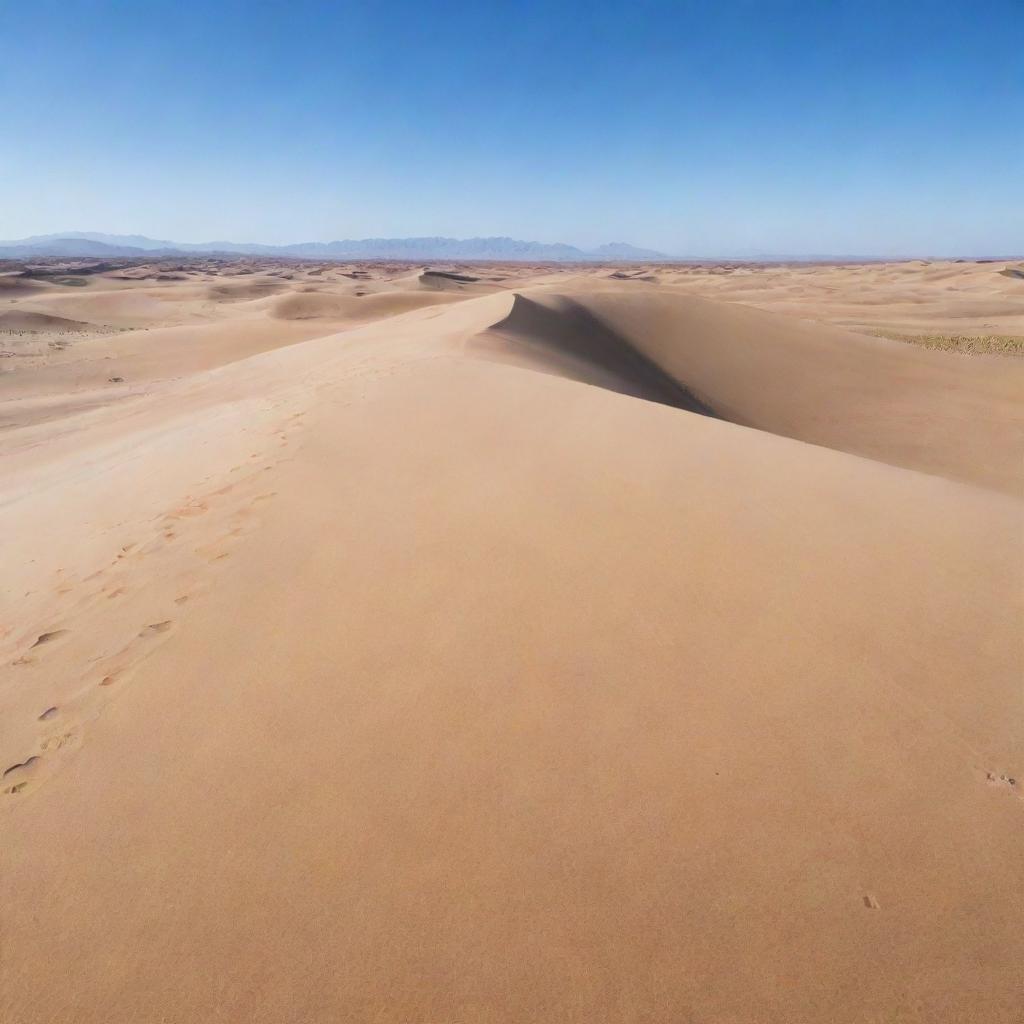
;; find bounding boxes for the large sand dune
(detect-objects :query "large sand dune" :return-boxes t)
[1,258,1021,1023]
[480,290,1024,493]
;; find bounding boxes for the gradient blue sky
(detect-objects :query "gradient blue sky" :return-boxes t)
[2,0,1021,255]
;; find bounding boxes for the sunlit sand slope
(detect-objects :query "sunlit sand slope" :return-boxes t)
[1,273,1021,1023]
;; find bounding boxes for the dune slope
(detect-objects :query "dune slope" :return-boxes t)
[479,290,1024,494]
[1,273,1021,1024]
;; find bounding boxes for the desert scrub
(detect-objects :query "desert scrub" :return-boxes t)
[870,330,1024,356]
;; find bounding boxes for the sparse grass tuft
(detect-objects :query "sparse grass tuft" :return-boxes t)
[869,331,1024,356]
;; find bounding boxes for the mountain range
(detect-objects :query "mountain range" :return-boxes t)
[0,232,668,262]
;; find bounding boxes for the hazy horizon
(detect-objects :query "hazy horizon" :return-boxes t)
[3,0,1022,257]
[7,229,1023,261]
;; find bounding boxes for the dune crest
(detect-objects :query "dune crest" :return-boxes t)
[477,293,717,413]
[477,289,1024,494]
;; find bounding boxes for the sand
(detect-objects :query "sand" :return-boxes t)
[1,258,1022,1023]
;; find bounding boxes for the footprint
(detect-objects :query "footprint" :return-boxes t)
[30,629,69,649]
[38,706,59,722]
[95,622,174,689]
[40,731,78,752]
[862,895,880,910]
[985,771,1018,790]
[4,753,42,794]
[3,756,39,779]
[168,502,208,519]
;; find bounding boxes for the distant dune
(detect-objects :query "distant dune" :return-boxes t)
[1,256,1021,1024]
[0,309,94,332]
[270,288,459,321]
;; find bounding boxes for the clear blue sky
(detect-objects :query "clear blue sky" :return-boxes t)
[2,0,1021,255]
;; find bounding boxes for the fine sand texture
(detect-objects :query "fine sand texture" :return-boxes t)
[1,258,1022,1023]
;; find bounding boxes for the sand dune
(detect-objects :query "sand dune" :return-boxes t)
[476,293,716,413]
[205,276,292,302]
[0,309,95,332]
[1,258,1021,1023]
[12,287,193,328]
[418,268,490,290]
[270,287,462,321]
[0,273,52,299]
[479,290,1023,494]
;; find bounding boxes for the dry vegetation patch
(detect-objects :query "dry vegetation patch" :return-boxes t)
[870,330,1024,356]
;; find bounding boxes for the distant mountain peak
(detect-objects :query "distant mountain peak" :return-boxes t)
[0,233,669,262]
[589,242,668,260]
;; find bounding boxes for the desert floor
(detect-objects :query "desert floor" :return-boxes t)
[2,257,1022,1023]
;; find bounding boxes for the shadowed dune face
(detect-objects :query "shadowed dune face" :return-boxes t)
[418,268,501,293]
[474,289,1024,495]
[421,269,480,285]
[0,274,52,299]
[478,293,717,415]
[1,256,1022,1024]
